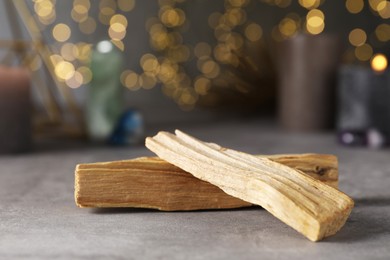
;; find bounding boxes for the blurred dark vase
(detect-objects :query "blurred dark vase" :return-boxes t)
[276,34,342,131]
[0,66,32,154]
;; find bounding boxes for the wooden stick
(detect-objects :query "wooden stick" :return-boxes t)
[145,130,354,241]
[75,153,338,211]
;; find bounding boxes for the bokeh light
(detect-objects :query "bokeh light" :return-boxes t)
[279,17,298,37]
[79,17,97,34]
[375,24,390,42]
[345,0,364,14]
[60,43,77,61]
[299,0,320,9]
[378,1,390,18]
[55,61,75,81]
[371,54,388,72]
[118,0,136,12]
[355,43,374,61]
[121,70,141,91]
[245,23,263,41]
[349,28,367,47]
[52,23,71,42]
[306,9,325,35]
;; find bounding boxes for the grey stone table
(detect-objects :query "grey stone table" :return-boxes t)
[1,121,390,259]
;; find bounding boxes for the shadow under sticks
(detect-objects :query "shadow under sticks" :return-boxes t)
[325,196,390,243]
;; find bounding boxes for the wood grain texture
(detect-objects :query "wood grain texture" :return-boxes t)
[145,130,354,241]
[75,154,338,211]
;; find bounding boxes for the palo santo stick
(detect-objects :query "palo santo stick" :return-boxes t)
[75,154,338,211]
[145,130,354,241]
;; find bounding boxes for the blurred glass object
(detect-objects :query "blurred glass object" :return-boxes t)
[109,109,144,145]
[86,40,123,142]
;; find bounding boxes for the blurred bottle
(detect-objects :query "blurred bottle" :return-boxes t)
[86,40,123,142]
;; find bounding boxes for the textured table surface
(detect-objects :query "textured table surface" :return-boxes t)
[1,121,390,259]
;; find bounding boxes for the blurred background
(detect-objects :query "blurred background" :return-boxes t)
[0,0,389,152]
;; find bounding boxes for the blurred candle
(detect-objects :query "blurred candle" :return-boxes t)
[337,65,372,133]
[277,34,342,131]
[86,40,124,142]
[337,54,390,147]
[0,66,32,153]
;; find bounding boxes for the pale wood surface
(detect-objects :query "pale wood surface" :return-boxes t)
[75,154,338,210]
[146,130,354,241]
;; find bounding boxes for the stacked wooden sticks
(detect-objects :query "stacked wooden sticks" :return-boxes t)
[75,130,354,241]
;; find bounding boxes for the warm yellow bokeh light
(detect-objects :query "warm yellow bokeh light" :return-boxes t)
[346,0,364,13]
[110,23,127,33]
[110,14,128,27]
[349,28,367,47]
[179,89,198,106]
[73,4,88,15]
[52,23,71,42]
[375,23,390,42]
[140,73,157,89]
[121,70,140,90]
[208,12,222,29]
[108,24,126,41]
[76,43,92,62]
[55,61,75,81]
[213,44,232,63]
[111,40,125,51]
[355,44,373,61]
[245,23,263,41]
[160,8,185,27]
[142,58,160,73]
[371,54,388,72]
[118,0,135,12]
[194,77,211,95]
[369,0,385,11]
[168,45,191,62]
[77,66,92,84]
[125,72,141,91]
[201,60,220,79]
[225,8,247,27]
[73,0,91,10]
[279,18,298,37]
[34,0,54,18]
[307,9,324,19]
[378,1,390,18]
[50,54,64,66]
[60,43,77,61]
[306,9,324,35]
[71,8,88,23]
[299,0,320,9]
[38,11,56,25]
[276,0,292,8]
[100,0,117,10]
[65,71,83,89]
[79,17,97,34]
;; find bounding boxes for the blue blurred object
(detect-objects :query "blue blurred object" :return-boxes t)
[109,109,144,145]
